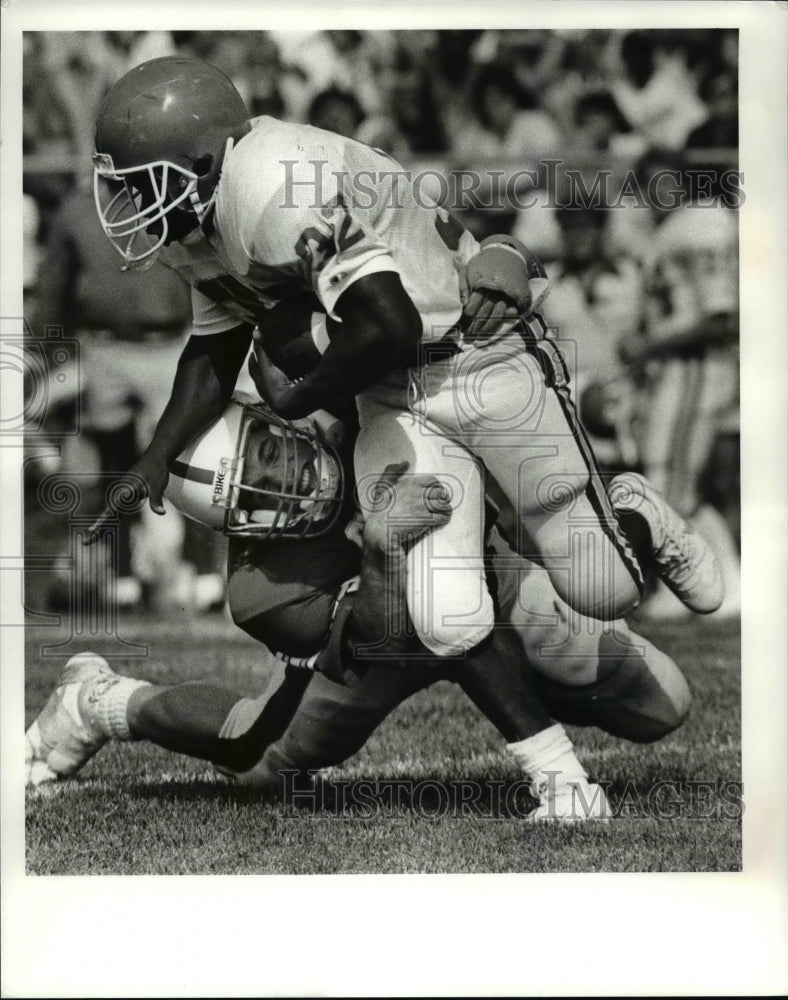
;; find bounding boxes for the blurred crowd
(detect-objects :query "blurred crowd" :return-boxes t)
[22,28,740,620]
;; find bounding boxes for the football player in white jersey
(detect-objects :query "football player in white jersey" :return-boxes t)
[618,150,740,619]
[88,56,723,659]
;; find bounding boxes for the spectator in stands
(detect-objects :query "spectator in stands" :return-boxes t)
[29,179,222,613]
[453,61,563,164]
[307,87,366,138]
[450,61,563,239]
[383,37,449,155]
[185,31,285,119]
[606,30,709,152]
[541,206,644,470]
[35,32,176,175]
[686,72,738,149]
[242,33,287,119]
[572,88,637,157]
[616,150,741,619]
[265,29,391,124]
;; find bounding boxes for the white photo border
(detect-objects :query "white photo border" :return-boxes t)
[2,2,786,996]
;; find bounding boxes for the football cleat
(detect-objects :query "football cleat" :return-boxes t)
[527,772,610,822]
[608,473,724,615]
[25,652,119,785]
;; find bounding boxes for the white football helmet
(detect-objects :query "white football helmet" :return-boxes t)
[164,394,344,539]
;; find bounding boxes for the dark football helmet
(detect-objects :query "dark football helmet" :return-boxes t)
[92,56,251,268]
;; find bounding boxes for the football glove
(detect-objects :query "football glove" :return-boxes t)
[460,235,551,340]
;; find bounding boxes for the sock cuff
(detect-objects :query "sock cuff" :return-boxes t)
[506,723,587,779]
[95,677,151,740]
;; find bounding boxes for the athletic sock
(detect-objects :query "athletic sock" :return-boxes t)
[505,722,588,783]
[90,676,151,740]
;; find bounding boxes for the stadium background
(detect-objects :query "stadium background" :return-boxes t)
[22,27,739,620]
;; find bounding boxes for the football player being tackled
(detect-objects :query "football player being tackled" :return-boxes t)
[28,393,691,823]
[86,56,723,664]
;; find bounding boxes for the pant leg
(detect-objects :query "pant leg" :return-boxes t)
[417,331,643,620]
[355,385,494,657]
[489,525,691,742]
[219,658,432,788]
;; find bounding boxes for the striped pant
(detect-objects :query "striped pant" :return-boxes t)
[354,325,644,657]
[640,348,739,518]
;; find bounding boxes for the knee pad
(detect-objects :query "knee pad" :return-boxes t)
[408,564,495,657]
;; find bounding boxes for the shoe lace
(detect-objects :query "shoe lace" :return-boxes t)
[85,672,121,704]
[657,529,695,581]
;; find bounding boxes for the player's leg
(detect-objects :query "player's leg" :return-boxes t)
[25,649,329,785]
[453,624,610,820]
[533,638,692,744]
[639,352,737,618]
[230,659,431,788]
[418,331,645,619]
[125,670,313,772]
[355,392,494,657]
[421,330,723,618]
[226,623,609,820]
[491,532,692,743]
[220,501,609,819]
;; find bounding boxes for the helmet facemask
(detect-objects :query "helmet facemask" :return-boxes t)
[166,400,345,539]
[226,405,344,539]
[92,141,231,270]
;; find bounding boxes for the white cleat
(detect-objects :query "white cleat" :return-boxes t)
[25,652,118,786]
[608,473,724,615]
[527,772,610,822]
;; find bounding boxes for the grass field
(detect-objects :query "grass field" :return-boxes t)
[24,612,741,875]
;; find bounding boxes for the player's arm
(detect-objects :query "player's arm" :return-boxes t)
[142,324,254,480]
[250,272,421,420]
[85,323,252,539]
[619,312,738,367]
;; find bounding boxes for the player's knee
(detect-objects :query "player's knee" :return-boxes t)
[658,669,692,736]
[215,731,272,777]
[412,610,494,657]
[556,575,640,623]
[622,661,693,743]
[407,565,496,656]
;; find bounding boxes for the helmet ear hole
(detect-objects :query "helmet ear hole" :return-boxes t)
[192,154,213,177]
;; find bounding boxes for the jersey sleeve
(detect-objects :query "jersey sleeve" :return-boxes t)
[247,145,402,319]
[190,286,249,336]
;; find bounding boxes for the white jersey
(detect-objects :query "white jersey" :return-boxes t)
[159,117,477,341]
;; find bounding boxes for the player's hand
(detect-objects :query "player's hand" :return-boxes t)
[363,461,453,550]
[83,455,168,546]
[459,236,550,342]
[248,330,296,413]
